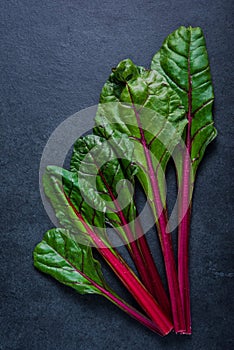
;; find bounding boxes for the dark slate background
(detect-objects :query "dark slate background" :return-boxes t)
[1,1,233,349]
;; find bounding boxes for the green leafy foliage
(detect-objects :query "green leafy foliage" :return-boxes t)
[152,26,217,334]
[34,228,169,336]
[43,165,106,243]
[151,26,217,177]
[34,26,217,336]
[94,58,188,333]
[95,59,187,212]
[34,228,108,295]
[70,133,138,242]
[70,133,172,307]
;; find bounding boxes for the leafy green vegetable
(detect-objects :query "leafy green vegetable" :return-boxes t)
[34,228,169,335]
[40,165,173,334]
[151,26,217,333]
[70,133,170,311]
[70,132,137,240]
[151,26,217,178]
[43,166,105,242]
[34,228,107,294]
[96,60,187,184]
[34,26,216,336]
[95,59,187,332]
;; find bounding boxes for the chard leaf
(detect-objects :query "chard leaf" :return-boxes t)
[43,165,106,245]
[151,26,217,177]
[34,228,167,335]
[33,228,108,295]
[95,59,187,215]
[70,133,138,244]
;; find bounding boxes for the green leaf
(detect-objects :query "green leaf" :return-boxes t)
[95,59,187,213]
[43,165,106,244]
[151,26,217,176]
[34,228,168,335]
[70,133,138,244]
[33,228,108,295]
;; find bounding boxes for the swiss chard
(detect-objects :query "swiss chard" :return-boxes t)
[34,25,216,337]
[94,60,187,332]
[39,165,173,334]
[34,228,166,335]
[70,132,171,313]
[151,26,217,333]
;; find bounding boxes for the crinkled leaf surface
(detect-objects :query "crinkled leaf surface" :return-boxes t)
[151,26,217,178]
[34,228,109,295]
[94,59,187,211]
[43,165,106,244]
[70,133,139,244]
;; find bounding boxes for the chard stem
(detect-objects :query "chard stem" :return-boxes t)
[66,195,173,335]
[135,222,172,317]
[127,87,185,333]
[177,36,193,334]
[101,287,168,336]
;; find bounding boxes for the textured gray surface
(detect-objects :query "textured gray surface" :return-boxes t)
[0,1,233,349]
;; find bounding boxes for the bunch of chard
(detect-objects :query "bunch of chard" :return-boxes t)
[34,26,216,336]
